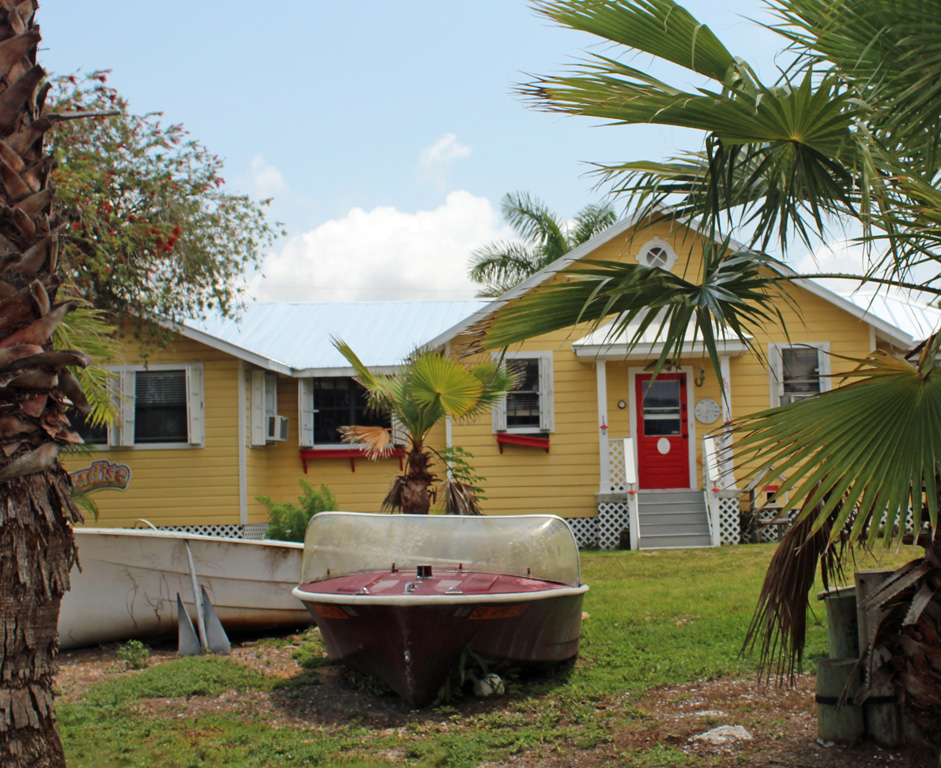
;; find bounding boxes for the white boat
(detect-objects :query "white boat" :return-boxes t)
[58,525,312,650]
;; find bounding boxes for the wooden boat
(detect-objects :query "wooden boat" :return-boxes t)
[59,525,312,650]
[292,512,589,707]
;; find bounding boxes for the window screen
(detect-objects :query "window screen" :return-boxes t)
[312,378,389,444]
[782,348,820,404]
[506,359,541,429]
[135,370,188,443]
[641,379,682,436]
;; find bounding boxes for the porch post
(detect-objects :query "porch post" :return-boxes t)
[596,360,609,492]
[237,359,248,527]
[719,355,734,481]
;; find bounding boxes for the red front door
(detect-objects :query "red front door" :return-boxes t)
[636,373,690,489]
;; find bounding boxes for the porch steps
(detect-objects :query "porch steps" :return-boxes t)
[636,490,712,549]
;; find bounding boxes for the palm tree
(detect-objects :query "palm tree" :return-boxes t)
[469,191,616,297]
[0,4,91,766]
[333,339,515,515]
[485,0,941,748]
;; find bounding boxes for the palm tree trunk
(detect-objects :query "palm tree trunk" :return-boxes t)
[0,4,88,766]
[0,472,79,767]
[402,444,434,515]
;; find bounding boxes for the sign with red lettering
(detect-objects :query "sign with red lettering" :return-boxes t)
[69,460,132,494]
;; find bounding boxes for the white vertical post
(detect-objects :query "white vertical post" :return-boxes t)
[237,360,248,527]
[719,354,735,482]
[719,355,732,421]
[596,360,609,492]
[623,437,639,550]
[703,435,721,546]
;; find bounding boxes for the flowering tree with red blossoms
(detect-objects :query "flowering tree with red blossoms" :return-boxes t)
[48,71,282,342]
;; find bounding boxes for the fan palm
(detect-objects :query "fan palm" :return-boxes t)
[485,0,941,746]
[469,191,616,297]
[333,339,515,515]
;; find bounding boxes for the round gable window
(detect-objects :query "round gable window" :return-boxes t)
[636,239,677,270]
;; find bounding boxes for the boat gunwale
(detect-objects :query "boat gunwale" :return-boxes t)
[291,583,588,607]
[73,527,303,550]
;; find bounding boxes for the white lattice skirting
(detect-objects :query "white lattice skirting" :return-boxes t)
[143,523,269,540]
[717,496,742,545]
[571,495,742,549]
[567,503,631,550]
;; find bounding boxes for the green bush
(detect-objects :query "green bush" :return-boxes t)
[257,480,336,542]
[115,640,150,670]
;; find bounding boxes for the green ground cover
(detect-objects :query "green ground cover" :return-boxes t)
[59,543,917,768]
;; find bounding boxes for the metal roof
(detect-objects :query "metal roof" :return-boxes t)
[181,300,487,375]
[572,310,751,360]
[840,292,940,344]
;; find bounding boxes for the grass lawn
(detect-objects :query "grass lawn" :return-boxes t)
[58,542,920,768]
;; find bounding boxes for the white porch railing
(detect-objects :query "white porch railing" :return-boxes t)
[702,432,740,546]
[702,435,722,547]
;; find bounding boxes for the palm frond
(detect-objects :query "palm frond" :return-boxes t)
[484,239,790,382]
[535,0,736,82]
[408,353,483,419]
[733,348,941,552]
[338,424,395,459]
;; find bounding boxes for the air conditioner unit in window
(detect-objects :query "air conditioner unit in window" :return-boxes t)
[266,415,289,442]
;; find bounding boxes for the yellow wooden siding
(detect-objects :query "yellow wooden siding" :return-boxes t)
[449,220,879,516]
[62,334,242,528]
[451,333,602,520]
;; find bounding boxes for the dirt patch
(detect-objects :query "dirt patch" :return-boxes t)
[57,642,934,767]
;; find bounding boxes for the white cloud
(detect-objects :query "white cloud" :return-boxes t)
[242,155,288,199]
[418,133,471,190]
[248,191,509,302]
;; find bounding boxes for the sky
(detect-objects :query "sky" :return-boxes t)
[38,1,848,304]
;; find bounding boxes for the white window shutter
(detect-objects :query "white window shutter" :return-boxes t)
[538,354,554,432]
[492,395,507,432]
[391,412,407,445]
[100,368,119,447]
[299,379,314,447]
[768,345,784,407]
[249,369,266,446]
[816,343,832,392]
[186,365,205,445]
[264,372,278,415]
[115,369,136,447]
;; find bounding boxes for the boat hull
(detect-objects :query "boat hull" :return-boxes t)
[59,528,312,650]
[295,577,586,706]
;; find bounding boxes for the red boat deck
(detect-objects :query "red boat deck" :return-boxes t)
[302,567,568,599]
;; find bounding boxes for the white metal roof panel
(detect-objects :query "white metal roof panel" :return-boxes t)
[839,292,940,343]
[572,311,750,359]
[183,300,487,373]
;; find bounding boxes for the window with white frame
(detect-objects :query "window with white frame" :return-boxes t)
[492,352,554,434]
[769,343,830,406]
[298,377,391,448]
[106,364,205,448]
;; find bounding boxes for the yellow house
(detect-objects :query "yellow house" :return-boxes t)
[64,216,939,549]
